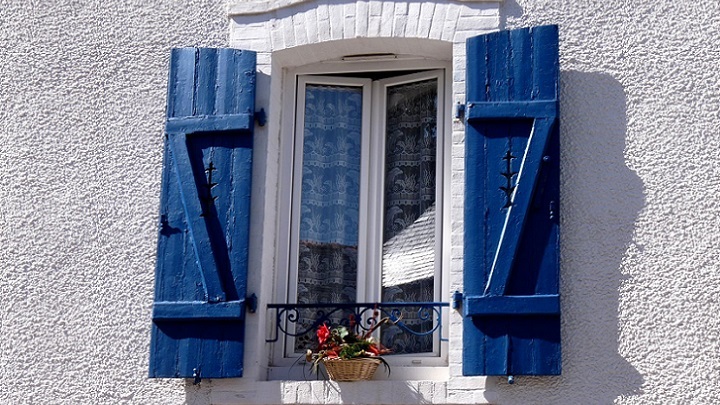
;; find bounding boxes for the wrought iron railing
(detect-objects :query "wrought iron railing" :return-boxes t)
[266,302,449,347]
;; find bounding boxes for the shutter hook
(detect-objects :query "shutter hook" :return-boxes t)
[507,375,515,384]
[246,293,258,314]
[452,291,463,310]
[192,368,201,385]
[454,102,466,121]
[254,108,266,127]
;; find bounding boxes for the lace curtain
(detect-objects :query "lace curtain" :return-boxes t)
[295,85,362,350]
[381,79,438,354]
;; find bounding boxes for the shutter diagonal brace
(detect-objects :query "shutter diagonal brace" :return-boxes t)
[168,132,226,303]
[484,117,555,296]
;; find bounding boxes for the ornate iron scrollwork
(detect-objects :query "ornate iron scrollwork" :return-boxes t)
[266,302,449,346]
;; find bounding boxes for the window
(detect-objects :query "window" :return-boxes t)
[274,62,450,369]
[150,25,560,383]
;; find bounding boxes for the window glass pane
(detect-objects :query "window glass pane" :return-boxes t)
[295,85,363,350]
[381,79,438,354]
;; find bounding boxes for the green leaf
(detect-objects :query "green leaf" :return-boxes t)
[336,326,349,340]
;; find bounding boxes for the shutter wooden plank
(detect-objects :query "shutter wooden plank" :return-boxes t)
[510,28,532,101]
[467,35,489,103]
[150,47,255,379]
[215,50,232,114]
[150,138,188,377]
[488,29,509,102]
[195,48,218,116]
[532,26,559,101]
[167,49,196,118]
[463,25,560,377]
[483,318,509,377]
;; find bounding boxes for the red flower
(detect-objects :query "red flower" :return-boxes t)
[317,324,331,346]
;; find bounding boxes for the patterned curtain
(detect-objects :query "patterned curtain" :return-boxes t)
[295,84,362,350]
[381,79,438,354]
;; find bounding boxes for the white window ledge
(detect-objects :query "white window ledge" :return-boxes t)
[228,0,502,16]
[267,365,449,381]
[206,378,495,405]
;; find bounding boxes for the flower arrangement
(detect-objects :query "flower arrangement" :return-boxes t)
[305,315,393,380]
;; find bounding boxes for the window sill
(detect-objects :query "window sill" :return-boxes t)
[267,365,448,381]
[205,376,494,405]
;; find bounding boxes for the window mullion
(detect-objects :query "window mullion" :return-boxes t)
[356,80,373,303]
[359,80,382,304]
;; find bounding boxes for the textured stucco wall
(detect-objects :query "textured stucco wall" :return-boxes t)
[2,0,720,404]
[494,0,720,403]
[0,1,227,403]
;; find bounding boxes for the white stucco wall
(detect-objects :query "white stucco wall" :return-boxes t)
[497,0,720,403]
[2,0,720,404]
[0,1,228,403]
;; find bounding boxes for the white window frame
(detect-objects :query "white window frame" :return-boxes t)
[271,59,452,379]
[287,75,373,322]
[370,70,446,309]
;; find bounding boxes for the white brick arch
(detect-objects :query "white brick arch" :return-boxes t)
[230,0,500,55]
[229,0,502,121]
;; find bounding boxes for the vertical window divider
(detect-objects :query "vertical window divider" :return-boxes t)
[369,81,387,302]
[356,79,374,302]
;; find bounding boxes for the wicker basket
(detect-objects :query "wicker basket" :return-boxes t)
[322,358,381,381]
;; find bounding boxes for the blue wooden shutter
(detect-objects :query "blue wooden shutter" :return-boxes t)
[463,25,560,376]
[149,48,256,379]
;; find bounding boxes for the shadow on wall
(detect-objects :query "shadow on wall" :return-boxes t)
[489,72,645,403]
[180,76,644,405]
